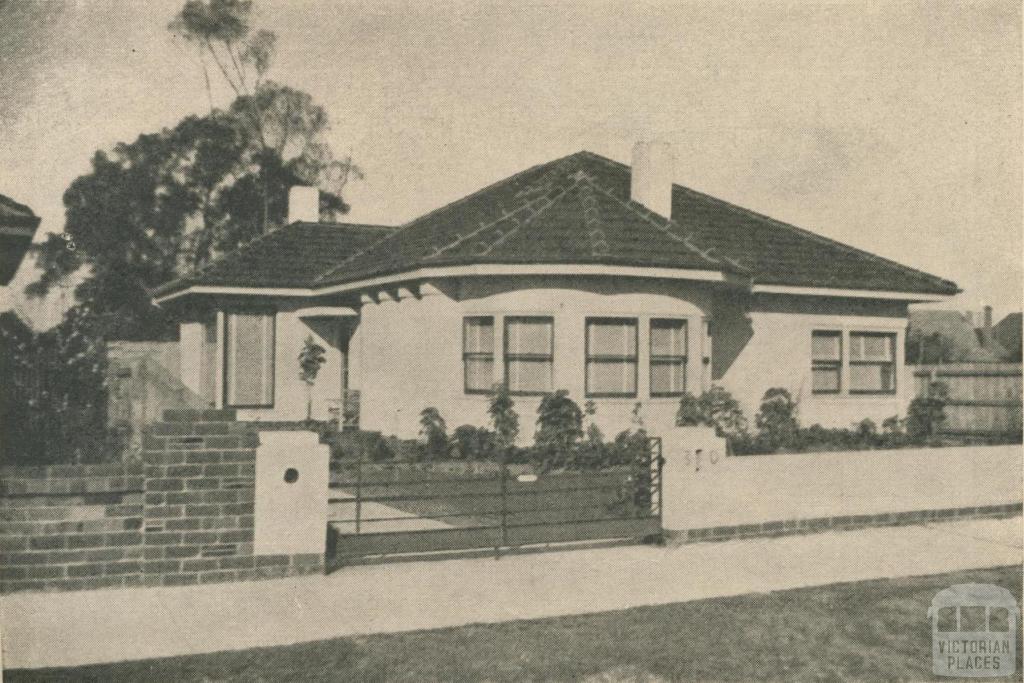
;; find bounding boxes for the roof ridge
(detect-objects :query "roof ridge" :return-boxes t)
[569,150,949,285]
[671,183,956,289]
[292,221,394,231]
[315,151,590,285]
[429,170,588,260]
[583,177,733,272]
[477,177,592,257]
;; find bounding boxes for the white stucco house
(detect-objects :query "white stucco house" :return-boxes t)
[154,144,959,441]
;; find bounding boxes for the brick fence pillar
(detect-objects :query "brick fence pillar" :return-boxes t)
[140,409,322,586]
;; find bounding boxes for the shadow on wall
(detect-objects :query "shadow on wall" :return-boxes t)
[711,290,753,381]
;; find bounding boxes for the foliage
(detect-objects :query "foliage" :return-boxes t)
[169,0,275,103]
[297,335,327,421]
[0,308,113,464]
[754,387,800,452]
[30,0,360,340]
[533,391,584,470]
[487,383,519,452]
[450,425,498,461]
[298,336,326,384]
[675,386,748,439]
[418,407,449,461]
[906,381,949,441]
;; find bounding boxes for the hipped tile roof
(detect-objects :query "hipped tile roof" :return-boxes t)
[156,150,959,298]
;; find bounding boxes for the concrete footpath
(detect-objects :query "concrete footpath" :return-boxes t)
[3,517,1022,670]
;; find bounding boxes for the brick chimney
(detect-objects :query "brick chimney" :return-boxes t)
[630,141,676,220]
[288,186,320,224]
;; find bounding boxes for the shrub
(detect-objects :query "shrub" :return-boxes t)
[907,381,949,442]
[418,407,448,460]
[676,386,748,439]
[487,383,519,453]
[533,390,584,470]
[755,387,800,451]
[451,424,498,461]
[0,308,111,464]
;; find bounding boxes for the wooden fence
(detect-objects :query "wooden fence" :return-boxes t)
[911,363,1022,438]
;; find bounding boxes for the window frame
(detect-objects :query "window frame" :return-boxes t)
[649,318,688,398]
[463,315,496,395]
[848,331,897,395]
[811,330,843,395]
[585,316,639,399]
[503,315,555,396]
[223,309,276,409]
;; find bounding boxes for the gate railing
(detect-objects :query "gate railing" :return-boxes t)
[327,437,664,565]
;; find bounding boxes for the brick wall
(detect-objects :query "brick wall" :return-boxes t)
[0,409,323,594]
[0,464,145,593]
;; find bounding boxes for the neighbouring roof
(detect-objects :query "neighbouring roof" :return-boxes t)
[155,222,394,295]
[907,310,1007,362]
[0,193,41,286]
[993,313,1022,362]
[157,151,959,299]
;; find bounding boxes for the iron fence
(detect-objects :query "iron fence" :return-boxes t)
[326,437,664,566]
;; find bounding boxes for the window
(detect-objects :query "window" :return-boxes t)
[586,318,638,397]
[850,332,896,394]
[650,319,687,397]
[811,331,842,394]
[504,317,553,394]
[463,316,494,394]
[224,311,274,407]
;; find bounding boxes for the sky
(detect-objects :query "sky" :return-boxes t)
[1,0,1020,318]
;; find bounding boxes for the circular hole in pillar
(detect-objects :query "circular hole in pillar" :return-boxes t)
[284,467,299,484]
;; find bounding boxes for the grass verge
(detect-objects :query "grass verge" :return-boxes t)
[6,565,1022,682]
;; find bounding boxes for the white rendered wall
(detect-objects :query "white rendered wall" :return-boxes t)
[358,276,715,441]
[659,438,1022,532]
[714,293,910,429]
[254,430,329,555]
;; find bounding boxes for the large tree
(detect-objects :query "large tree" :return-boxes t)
[30,0,359,340]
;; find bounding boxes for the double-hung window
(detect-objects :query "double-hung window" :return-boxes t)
[585,318,638,397]
[849,332,896,394]
[650,319,687,397]
[811,331,842,394]
[463,316,495,394]
[224,311,275,407]
[504,316,554,395]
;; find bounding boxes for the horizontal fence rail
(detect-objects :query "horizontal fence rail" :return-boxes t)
[912,363,1023,437]
[326,438,663,566]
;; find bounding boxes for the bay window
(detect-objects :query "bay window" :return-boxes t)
[463,316,494,394]
[504,316,554,395]
[585,318,638,397]
[224,311,275,407]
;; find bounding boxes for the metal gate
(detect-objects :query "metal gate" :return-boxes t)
[327,437,664,567]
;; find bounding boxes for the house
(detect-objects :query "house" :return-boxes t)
[154,144,959,441]
[0,194,40,286]
[907,308,1009,364]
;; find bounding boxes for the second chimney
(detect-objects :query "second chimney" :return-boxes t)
[631,141,676,220]
[288,186,320,224]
